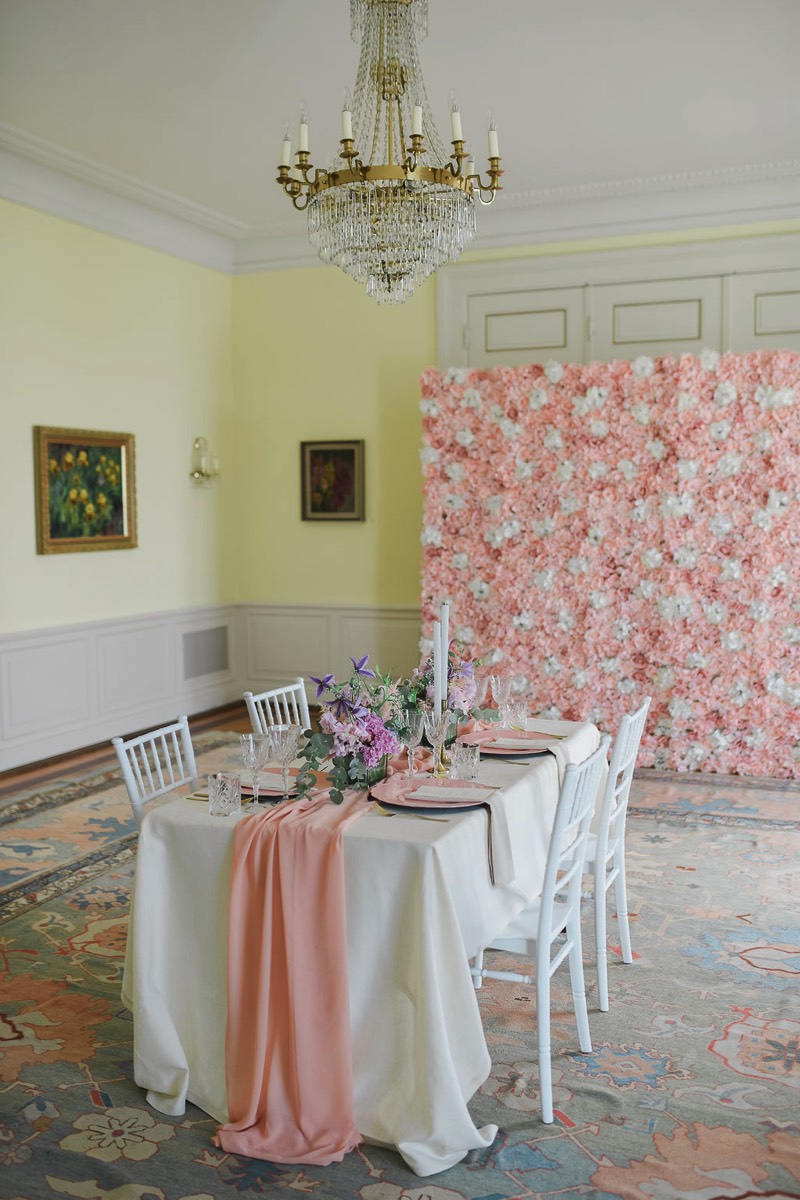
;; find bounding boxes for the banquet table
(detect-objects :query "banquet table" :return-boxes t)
[121,725,598,1176]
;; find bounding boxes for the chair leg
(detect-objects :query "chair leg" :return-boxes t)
[567,920,592,1054]
[472,947,484,990]
[537,971,553,1124]
[594,867,609,1012]
[614,848,633,965]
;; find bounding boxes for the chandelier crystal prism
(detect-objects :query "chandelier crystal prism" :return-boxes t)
[276,0,503,304]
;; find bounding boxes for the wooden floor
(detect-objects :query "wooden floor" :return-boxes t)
[0,701,255,797]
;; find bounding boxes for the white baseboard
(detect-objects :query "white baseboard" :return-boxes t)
[0,602,421,771]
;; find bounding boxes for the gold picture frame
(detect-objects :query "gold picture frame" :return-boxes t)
[34,426,138,554]
[301,440,365,521]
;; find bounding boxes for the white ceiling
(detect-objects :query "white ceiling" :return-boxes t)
[2,0,800,269]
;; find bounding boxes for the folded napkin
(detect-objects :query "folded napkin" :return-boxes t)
[523,718,600,783]
[483,737,552,751]
[409,785,496,803]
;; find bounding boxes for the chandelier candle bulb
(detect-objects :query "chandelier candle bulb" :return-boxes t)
[488,122,499,159]
[280,133,291,167]
[449,96,462,142]
[341,88,353,141]
[412,101,423,137]
[298,101,309,153]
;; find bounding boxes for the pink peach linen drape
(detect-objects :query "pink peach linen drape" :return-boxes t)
[215,793,370,1165]
[420,352,800,777]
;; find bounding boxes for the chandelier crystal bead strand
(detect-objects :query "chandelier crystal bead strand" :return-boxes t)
[276,0,503,304]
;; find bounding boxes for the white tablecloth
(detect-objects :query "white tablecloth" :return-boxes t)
[121,729,597,1176]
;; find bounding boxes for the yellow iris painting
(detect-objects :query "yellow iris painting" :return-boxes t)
[34,426,137,554]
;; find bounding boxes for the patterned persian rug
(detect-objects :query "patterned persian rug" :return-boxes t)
[1,737,799,1200]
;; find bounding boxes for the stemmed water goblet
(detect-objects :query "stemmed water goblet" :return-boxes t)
[402,708,425,777]
[240,733,269,805]
[269,724,302,800]
[423,708,454,778]
[489,674,513,726]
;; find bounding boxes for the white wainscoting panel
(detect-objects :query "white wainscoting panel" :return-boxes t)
[728,269,800,351]
[589,276,723,360]
[0,602,422,771]
[466,287,586,366]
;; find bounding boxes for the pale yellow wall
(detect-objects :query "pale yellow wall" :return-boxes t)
[0,199,235,635]
[232,266,435,608]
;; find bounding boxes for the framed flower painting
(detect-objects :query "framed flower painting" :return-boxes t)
[34,426,137,554]
[301,439,365,521]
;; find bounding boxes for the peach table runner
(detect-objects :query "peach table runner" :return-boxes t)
[215,791,370,1165]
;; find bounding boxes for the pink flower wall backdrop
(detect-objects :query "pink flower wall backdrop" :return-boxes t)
[419,351,800,777]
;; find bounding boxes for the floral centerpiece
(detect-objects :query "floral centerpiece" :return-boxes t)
[297,655,404,804]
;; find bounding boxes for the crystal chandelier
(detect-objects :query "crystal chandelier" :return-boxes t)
[276,0,503,304]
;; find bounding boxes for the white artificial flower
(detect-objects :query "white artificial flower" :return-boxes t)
[655,717,673,737]
[468,578,491,600]
[755,384,794,410]
[658,594,691,620]
[709,729,732,752]
[600,656,622,675]
[557,608,576,632]
[618,677,636,695]
[631,402,652,426]
[635,580,657,599]
[419,636,433,657]
[767,489,791,513]
[745,727,766,748]
[704,600,727,625]
[722,630,745,651]
[511,675,530,694]
[419,446,439,466]
[543,426,563,451]
[490,404,504,422]
[647,439,666,460]
[589,590,611,608]
[656,666,675,689]
[632,355,654,379]
[749,601,771,623]
[678,391,699,412]
[685,651,707,669]
[542,655,562,677]
[669,695,692,718]
[421,524,442,547]
[753,429,773,452]
[753,509,772,531]
[419,397,440,416]
[533,516,555,537]
[709,513,734,537]
[455,428,475,447]
[714,381,738,407]
[589,461,609,479]
[444,493,465,510]
[769,565,790,587]
[684,743,708,767]
[586,386,608,408]
[653,748,670,770]
[540,703,564,720]
[533,568,556,591]
[642,548,663,569]
[460,387,482,410]
[673,546,698,569]
[700,348,720,371]
[730,679,752,706]
[661,492,694,518]
[529,386,549,410]
[560,494,581,515]
[486,494,504,516]
[513,610,534,632]
[483,527,505,549]
[678,458,699,480]
[515,460,534,481]
[717,452,742,477]
[573,669,589,689]
[614,617,632,639]
[485,647,504,666]
[587,526,604,546]
[589,419,609,438]
[445,462,465,483]
[783,625,800,645]
[631,499,649,522]
[721,558,742,581]
[587,705,605,725]
[445,367,469,384]
[573,393,594,417]
[709,420,731,442]
[451,552,469,570]
[618,458,638,481]
[555,460,575,482]
[455,624,475,644]
[500,418,522,439]
[567,555,588,575]
[544,360,564,383]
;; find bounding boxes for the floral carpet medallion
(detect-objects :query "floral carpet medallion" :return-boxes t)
[1,742,799,1199]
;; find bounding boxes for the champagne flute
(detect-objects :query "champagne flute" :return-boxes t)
[240,734,269,805]
[402,708,425,777]
[423,708,454,777]
[269,724,302,799]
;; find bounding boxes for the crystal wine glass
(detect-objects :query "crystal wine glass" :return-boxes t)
[269,724,302,799]
[402,708,425,777]
[423,708,454,777]
[489,674,513,726]
[240,733,269,805]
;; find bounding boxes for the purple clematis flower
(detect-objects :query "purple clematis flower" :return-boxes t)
[350,654,376,679]
[310,673,336,698]
[330,687,359,720]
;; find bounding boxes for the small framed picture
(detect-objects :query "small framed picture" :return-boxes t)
[301,440,365,521]
[33,426,138,554]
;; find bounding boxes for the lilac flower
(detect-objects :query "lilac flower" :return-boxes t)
[350,654,377,679]
[310,673,335,698]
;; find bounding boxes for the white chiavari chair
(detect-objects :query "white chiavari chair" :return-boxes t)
[244,678,311,735]
[112,715,198,828]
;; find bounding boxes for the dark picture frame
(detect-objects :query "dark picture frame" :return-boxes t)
[301,440,365,521]
[33,425,138,554]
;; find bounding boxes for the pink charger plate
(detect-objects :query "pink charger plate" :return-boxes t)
[460,727,557,756]
[370,773,494,809]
